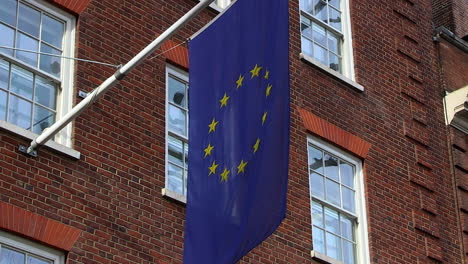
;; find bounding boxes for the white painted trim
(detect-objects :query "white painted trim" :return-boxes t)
[300,53,364,92]
[311,250,344,264]
[162,188,187,204]
[0,120,80,159]
[0,230,65,264]
[307,135,370,264]
[341,0,356,81]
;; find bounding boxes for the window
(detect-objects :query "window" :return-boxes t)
[300,0,355,79]
[215,0,231,8]
[0,0,75,146]
[0,231,65,264]
[165,66,189,198]
[308,136,369,264]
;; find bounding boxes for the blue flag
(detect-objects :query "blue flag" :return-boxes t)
[184,0,289,263]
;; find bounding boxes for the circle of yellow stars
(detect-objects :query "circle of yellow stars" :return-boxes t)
[203,63,273,182]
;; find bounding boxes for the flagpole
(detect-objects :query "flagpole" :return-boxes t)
[24,0,216,156]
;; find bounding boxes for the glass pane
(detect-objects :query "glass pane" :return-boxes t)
[35,76,56,108]
[0,24,15,56]
[168,105,187,136]
[329,7,342,31]
[312,24,327,47]
[300,17,312,39]
[300,0,314,14]
[328,33,340,55]
[168,76,187,108]
[18,3,41,37]
[308,146,323,174]
[342,240,355,264]
[41,15,64,48]
[168,135,183,167]
[16,33,39,67]
[27,255,50,264]
[301,37,313,58]
[325,179,341,206]
[342,187,355,213]
[0,90,6,121]
[340,215,354,240]
[0,0,17,26]
[313,43,328,66]
[324,207,339,234]
[0,247,26,264]
[330,0,340,9]
[40,44,61,77]
[324,153,339,180]
[11,65,33,99]
[340,161,354,188]
[329,53,341,72]
[326,232,342,260]
[184,142,189,167]
[315,0,327,22]
[33,104,54,134]
[9,95,32,129]
[0,59,8,90]
[312,201,323,228]
[312,227,325,254]
[310,173,325,199]
[167,163,183,194]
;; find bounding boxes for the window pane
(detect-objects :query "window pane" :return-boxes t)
[315,0,327,22]
[0,24,15,56]
[313,43,328,66]
[312,24,327,47]
[324,207,339,234]
[33,104,54,134]
[301,37,313,58]
[325,178,340,206]
[329,7,342,31]
[329,53,341,72]
[35,76,56,109]
[184,142,189,167]
[342,187,355,213]
[326,232,342,260]
[0,59,8,90]
[41,15,63,48]
[0,90,7,121]
[168,76,187,108]
[168,135,184,167]
[0,0,17,26]
[328,33,340,55]
[308,146,323,174]
[40,44,61,77]
[340,161,354,188]
[167,163,183,194]
[301,17,312,39]
[342,240,355,264]
[329,0,340,9]
[310,173,325,199]
[312,227,325,254]
[312,201,324,228]
[16,33,39,67]
[300,0,314,14]
[340,215,354,240]
[168,105,187,136]
[324,153,339,180]
[11,65,33,99]
[0,247,26,264]
[18,3,41,38]
[9,95,32,129]
[27,255,51,264]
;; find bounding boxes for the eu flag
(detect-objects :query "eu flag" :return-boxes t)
[184,0,289,263]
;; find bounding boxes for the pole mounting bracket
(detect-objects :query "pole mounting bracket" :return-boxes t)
[18,145,38,157]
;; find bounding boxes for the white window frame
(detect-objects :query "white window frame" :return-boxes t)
[0,0,76,148]
[299,0,356,81]
[307,135,370,264]
[162,65,189,203]
[0,230,65,264]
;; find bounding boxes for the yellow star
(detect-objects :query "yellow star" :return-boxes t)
[250,64,262,78]
[264,70,270,79]
[219,93,230,108]
[236,75,244,89]
[208,161,219,176]
[253,138,261,153]
[204,143,214,158]
[266,84,272,97]
[237,160,248,174]
[262,112,268,125]
[220,168,230,182]
[208,118,219,133]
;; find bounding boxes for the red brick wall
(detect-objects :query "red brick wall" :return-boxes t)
[453,0,468,38]
[438,38,468,92]
[0,0,464,264]
[433,0,468,38]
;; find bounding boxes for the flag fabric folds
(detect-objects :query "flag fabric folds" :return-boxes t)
[183,0,289,263]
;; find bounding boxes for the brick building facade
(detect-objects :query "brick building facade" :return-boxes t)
[0,0,466,263]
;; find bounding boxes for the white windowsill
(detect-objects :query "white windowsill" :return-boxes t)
[162,188,187,204]
[311,250,344,264]
[0,120,80,160]
[300,53,364,92]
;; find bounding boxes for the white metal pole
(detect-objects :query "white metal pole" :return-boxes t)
[27,0,216,155]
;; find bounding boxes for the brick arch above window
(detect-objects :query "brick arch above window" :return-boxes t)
[297,107,371,159]
[47,0,91,14]
[0,202,81,251]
